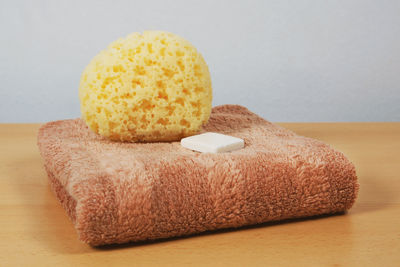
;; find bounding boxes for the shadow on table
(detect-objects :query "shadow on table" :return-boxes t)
[348,171,396,215]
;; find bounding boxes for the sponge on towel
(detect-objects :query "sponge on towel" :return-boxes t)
[37,105,358,246]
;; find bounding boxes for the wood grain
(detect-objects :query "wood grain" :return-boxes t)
[0,122,399,266]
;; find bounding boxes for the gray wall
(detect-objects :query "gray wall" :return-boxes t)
[1,0,399,122]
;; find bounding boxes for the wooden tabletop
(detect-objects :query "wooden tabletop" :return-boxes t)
[0,122,399,266]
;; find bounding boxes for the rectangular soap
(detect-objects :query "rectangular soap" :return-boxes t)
[181,132,244,153]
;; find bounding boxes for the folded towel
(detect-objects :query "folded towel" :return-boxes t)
[37,105,358,246]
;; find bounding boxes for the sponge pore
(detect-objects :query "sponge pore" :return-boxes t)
[78,31,212,142]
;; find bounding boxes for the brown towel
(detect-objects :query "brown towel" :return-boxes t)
[37,105,358,246]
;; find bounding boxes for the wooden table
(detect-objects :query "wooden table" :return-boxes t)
[1,123,399,266]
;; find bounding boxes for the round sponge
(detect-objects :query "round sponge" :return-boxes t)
[79,31,212,142]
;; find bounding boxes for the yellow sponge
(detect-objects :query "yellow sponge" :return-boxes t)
[79,31,212,142]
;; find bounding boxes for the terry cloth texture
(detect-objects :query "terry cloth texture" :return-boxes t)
[37,105,358,246]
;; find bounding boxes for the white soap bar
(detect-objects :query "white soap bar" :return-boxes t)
[181,132,244,153]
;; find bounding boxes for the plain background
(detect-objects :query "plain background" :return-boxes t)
[1,0,399,123]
